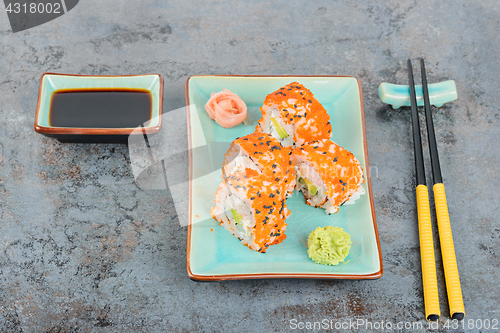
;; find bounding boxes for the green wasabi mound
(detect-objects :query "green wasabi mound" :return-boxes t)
[307,226,352,265]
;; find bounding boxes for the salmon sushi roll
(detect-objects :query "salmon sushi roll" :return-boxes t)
[291,139,365,214]
[256,82,332,147]
[211,170,290,253]
[222,132,296,198]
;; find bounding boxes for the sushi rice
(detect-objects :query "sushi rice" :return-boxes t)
[256,82,332,148]
[211,133,295,252]
[292,139,365,214]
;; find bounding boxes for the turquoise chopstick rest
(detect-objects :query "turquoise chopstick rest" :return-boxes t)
[378,80,457,109]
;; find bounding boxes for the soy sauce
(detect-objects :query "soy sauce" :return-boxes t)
[49,88,152,128]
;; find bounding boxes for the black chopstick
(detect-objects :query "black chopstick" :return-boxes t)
[420,59,442,184]
[408,60,426,185]
[420,59,465,320]
[408,59,441,321]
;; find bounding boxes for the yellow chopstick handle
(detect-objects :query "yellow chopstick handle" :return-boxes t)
[416,184,441,321]
[433,183,465,320]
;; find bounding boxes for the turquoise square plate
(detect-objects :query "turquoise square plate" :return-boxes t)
[185,75,382,280]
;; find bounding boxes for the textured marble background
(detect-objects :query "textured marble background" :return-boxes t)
[0,0,499,332]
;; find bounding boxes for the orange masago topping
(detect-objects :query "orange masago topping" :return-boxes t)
[292,139,364,212]
[218,170,291,252]
[223,132,295,197]
[256,82,332,147]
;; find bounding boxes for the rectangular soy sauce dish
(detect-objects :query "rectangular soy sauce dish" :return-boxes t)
[185,75,383,281]
[34,73,163,143]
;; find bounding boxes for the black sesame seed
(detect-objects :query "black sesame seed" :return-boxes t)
[333,157,338,162]
[308,100,312,103]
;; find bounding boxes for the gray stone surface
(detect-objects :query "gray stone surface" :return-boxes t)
[0,0,499,332]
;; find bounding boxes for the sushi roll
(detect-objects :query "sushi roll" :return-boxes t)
[222,132,296,198]
[291,139,365,214]
[256,82,332,147]
[211,170,290,253]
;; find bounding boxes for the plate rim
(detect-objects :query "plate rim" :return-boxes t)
[185,74,383,281]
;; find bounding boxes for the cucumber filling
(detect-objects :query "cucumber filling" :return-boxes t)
[231,208,243,224]
[299,177,318,196]
[270,117,289,139]
[227,208,247,235]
